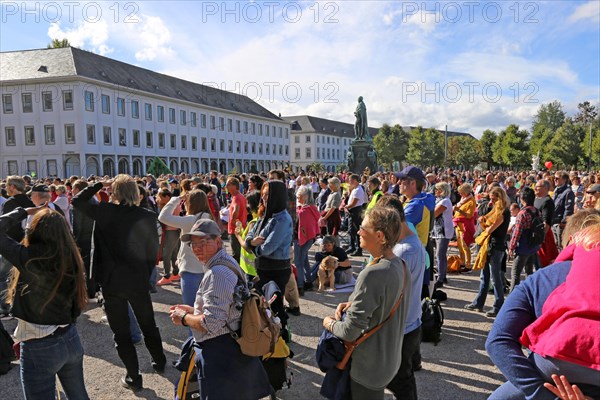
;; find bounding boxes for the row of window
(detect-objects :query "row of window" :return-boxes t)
[2,92,74,113]
[294,135,346,145]
[2,91,290,138]
[4,159,50,176]
[3,125,288,156]
[294,148,341,159]
[4,125,75,146]
[83,91,289,137]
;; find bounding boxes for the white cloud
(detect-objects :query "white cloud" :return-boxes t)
[568,1,600,24]
[47,21,112,55]
[132,15,174,61]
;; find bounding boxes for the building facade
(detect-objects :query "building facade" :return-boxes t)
[284,115,379,172]
[0,47,290,178]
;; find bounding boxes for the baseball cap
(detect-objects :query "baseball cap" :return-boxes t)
[168,178,179,184]
[27,184,50,195]
[181,219,222,242]
[586,184,600,194]
[394,166,426,182]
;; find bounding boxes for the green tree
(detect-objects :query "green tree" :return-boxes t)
[580,120,600,168]
[480,129,497,165]
[491,129,506,166]
[456,137,483,168]
[424,128,445,166]
[446,136,461,166]
[406,126,427,167]
[547,119,584,169]
[47,38,71,48]
[575,101,599,169]
[373,124,409,169]
[307,161,325,172]
[496,124,530,167]
[530,101,566,160]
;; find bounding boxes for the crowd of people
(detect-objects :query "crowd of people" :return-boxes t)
[0,165,598,399]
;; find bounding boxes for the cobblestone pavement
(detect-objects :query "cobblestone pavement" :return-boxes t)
[1,242,504,399]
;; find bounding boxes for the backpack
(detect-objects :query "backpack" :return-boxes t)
[526,208,545,248]
[174,337,200,400]
[0,321,16,375]
[220,262,282,358]
[421,298,444,345]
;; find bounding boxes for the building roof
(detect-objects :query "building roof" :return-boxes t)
[283,115,475,140]
[283,115,379,138]
[0,47,283,122]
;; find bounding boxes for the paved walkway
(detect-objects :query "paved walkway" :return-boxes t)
[1,242,504,399]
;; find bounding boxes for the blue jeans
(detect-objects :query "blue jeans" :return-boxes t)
[128,304,142,343]
[181,271,204,307]
[435,238,450,283]
[293,239,314,289]
[149,265,158,290]
[472,248,505,312]
[20,324,89,400]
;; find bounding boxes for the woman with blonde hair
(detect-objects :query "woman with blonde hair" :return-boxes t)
[322,206,410,399]
[0,206,89,399]
[465,186,511,317]
[72,174,166,391]
[453,183,477,270]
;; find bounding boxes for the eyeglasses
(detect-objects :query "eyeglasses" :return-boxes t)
[189,238,215,248]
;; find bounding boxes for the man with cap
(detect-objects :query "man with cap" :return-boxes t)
[169,178,181,196]
[396,167,435,247]
[27,184,66,224]
[170,219,272,400]
[583,184,600,209]
[0,176,34,317]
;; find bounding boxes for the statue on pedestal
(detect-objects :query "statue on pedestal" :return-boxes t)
[354,96,369,141]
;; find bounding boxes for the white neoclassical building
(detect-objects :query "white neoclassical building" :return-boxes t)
[284,115,379,172]
[0,47,290,178]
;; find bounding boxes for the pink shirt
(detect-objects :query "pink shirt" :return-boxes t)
[520,244,600,370]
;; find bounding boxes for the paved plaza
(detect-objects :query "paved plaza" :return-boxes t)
[1,242,504,399]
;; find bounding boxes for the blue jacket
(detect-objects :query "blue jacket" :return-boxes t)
[552,184,575,225]
[248,210,293,261]
[403,192,435,246]
[486,261,570,399]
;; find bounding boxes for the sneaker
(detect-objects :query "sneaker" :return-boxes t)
[157,276,172,286]
[434,281,444,289]
[298,287,305,297]
[0,312,13,321]
[285,306,301,316]
[121,375,143,391]
[170,274,181,281]
[464,304,483,312]
[149,287,158,294]
[486,309,498,318]
[132,339,143,346]
[304,282,314,292]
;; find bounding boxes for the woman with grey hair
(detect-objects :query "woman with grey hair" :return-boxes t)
[432,182,454,289]
[320,177,342,236]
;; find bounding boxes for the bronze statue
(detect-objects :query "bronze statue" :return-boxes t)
[354,96,368,141]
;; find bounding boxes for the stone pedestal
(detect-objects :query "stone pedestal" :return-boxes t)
[347,140,378,174]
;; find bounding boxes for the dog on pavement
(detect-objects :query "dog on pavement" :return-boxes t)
[318,256,339,292]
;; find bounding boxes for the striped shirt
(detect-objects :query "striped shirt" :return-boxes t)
[193,250,243,342]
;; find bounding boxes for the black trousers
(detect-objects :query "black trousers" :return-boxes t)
[230,233,241,263]
[103,290,166,378]
[387,326,421,400]
[347,207,363,250]
[256,267,291,329]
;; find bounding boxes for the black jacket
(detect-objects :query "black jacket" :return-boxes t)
[552,184,575,225]
[0,208,81,325]
[1,194,34,242]
[71,183,159,295]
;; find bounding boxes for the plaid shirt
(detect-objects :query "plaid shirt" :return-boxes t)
[509,206,537,251]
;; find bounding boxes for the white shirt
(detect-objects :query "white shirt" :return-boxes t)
[288,179,296,190]
[348,185,367,209]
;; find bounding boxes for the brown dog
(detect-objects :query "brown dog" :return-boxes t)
[318,255,339,292]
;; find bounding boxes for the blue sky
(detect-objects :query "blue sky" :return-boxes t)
[1,1,598,137]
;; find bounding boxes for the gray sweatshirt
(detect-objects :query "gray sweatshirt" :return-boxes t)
[332,256,410,390]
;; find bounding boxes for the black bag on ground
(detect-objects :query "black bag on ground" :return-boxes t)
[0,321,16,375]
[421,298,444,345]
